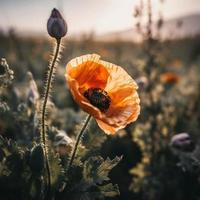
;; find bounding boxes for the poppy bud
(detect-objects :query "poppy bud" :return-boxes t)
[29,144,45,174]
[170,133,195,152]
[47,8,67,39]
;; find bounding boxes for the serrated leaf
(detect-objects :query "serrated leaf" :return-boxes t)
[83,156,104,185]
[83,156,122,185]
[97,156,122,182]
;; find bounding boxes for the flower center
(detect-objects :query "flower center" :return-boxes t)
[83,88,111,112]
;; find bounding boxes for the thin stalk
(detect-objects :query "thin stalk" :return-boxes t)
[68,115,91,169]
[41,38,61,145]
[40,38,61,198]
[147,0,152,40]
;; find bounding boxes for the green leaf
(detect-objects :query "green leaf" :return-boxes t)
[48,148,65,190]
[97,156,122,183]
[83,156,122,185]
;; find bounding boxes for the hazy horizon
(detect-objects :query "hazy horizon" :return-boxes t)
[0,0,200,36]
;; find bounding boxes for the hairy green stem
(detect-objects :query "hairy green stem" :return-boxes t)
[68,115,91,169]
[41,38,61,145]
[41,38,61,199]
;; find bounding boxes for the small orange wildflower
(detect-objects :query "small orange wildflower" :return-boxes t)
[160,72,180,84]
[65,54,140,135]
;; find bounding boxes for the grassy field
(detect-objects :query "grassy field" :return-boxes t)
[0,29,200,200]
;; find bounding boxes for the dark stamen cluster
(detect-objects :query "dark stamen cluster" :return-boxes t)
[84,88,111,112]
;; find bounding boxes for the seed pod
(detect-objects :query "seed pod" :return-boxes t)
[29,144,45,174]
[47,8,67,39]
[170,133,195,152]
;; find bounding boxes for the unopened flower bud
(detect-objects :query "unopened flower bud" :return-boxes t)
[29,144,45,174]
[47,8,67,39]
[170,133,195,152]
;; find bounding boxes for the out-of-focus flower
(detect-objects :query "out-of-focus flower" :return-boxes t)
[0,58,14,88]
[160,72,180,84]
[170,59,183,69]
[136,76,149,89]
[26,72,39,106]
[0,101,9,112]
[177,20,183,28]
[54,130,73,156]
[170,133,195,152]
[47,8,67,39]
[65,54,140,134]
[133,6,141,18]
[157,16,163,30]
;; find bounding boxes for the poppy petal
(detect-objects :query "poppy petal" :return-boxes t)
[66,54,140,134]
[67,54,109,92]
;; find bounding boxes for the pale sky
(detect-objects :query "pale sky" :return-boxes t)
[0,0,199,35]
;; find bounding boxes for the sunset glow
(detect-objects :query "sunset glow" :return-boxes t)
[0,0,199,35]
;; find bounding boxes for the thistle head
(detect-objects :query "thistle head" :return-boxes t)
[47,8,67,39]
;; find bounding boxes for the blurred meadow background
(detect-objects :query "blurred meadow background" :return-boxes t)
[0,0,200,200]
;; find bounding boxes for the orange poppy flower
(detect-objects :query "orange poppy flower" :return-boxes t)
[160,72,180,84]
[65,54,140,135]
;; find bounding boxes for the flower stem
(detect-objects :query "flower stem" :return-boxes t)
[40,38,61,199]
[68,114,91,169]
[41,38,61,145]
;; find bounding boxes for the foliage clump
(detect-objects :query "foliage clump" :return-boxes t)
[0,57,121,200]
